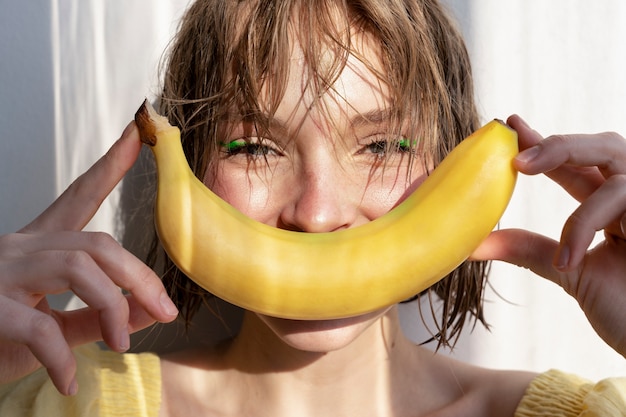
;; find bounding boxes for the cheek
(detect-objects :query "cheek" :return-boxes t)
[204,165,287,224]
[361,169,429,218]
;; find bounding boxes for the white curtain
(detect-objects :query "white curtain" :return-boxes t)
[50,0,190,232]
[1,0,625,380]
[413,0,626,379]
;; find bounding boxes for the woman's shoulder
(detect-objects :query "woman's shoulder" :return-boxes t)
[433,354,626,417]
[423,353,537,416]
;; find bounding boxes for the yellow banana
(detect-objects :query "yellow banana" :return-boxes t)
[135,100,518,320]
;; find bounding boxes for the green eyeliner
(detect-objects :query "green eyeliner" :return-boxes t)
[398,138,418,149]
[221,140,246,152]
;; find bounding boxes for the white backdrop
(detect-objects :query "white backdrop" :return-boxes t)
[1,1,625,381]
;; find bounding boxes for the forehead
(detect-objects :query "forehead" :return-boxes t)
[220,1,402,134]
[262,27,392,129]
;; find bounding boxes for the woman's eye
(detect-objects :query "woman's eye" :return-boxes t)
[221,139,280,157]
[361,137,414,156]
[365,140,387,155]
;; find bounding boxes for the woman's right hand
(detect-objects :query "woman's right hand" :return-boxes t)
[0,122,178,396]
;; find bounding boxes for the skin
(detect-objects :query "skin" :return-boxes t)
[2,24,626,417]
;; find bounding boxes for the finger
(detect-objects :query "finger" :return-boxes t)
[0,295,77,395]
[53,293,160,349]
[471,228,561,283]
[3,249,132,352]
[471,228,588,298]
[13,231,178,323]
[509,115,612,202]
[21,122,141,233]
[515,131,626,177]
[555,174,626,271]
[506,114,543,151]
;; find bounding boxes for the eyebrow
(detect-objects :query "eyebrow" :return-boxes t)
[220,107,398,135]
[349,108,398,128]
[219,111,290,137]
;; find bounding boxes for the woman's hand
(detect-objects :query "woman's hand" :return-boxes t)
[0,123,178,395]
[473,115,626,356]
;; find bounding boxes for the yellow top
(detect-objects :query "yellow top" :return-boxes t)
[515,369,626,417]
[0,344,624,416]
[0,344,160,417]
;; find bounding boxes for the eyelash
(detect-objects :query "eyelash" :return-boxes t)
[360,136,415,156]
[221,139,281,157]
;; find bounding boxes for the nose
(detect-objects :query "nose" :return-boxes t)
[279,163,358,233]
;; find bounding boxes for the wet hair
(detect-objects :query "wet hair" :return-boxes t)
[148,0,488,349]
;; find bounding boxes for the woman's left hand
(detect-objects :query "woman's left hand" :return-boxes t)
[472,114,626,356]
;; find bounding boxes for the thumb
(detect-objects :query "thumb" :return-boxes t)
[471,228,561,283]
[56,294,159,350]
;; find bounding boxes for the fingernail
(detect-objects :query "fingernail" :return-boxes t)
[68,377,79,396]
[515,115,530,129]
[555,244,570,271]
[515,145,541,164]
[160,292,179,317]
[119,326,130,351]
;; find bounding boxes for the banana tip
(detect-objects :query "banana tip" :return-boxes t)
[493,118,516,133]
[134,100,159,146]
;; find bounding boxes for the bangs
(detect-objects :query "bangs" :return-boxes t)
[221,0,426,169]
[160,0,460,176]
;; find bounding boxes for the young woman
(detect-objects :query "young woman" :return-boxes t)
[1,1,625,416]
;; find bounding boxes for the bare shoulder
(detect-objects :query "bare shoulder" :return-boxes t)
[427,353,539,417]
[476,367,539,415]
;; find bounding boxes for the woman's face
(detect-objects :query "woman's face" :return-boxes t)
[204,37,428,352]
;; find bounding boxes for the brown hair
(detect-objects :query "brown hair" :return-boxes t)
[150,0,488,349]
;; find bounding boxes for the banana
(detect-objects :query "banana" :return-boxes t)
[135,100,518,320]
